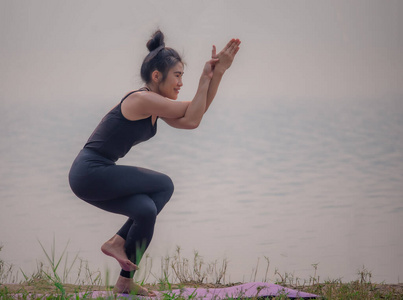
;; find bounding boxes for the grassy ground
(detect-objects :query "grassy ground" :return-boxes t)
[1,243,402,299]
[2,280,403,299]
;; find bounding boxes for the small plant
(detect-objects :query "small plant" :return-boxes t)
[0,245,18,284]
[160,246,229,285]
[250,257,260,282]
[274,267,297,286]
[192,251,205,283]
[211,258,228,284]
[357,265,372,285]
[310,263,320,285]
[263,256,270,282]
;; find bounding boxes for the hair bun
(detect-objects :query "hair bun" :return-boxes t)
[146,30,165,52]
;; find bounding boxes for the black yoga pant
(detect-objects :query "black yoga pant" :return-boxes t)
[68,148,174,278]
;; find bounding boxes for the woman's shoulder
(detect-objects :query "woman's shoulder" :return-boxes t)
[121,87,149,102]
[120,89,152,121]
[121,88,190,120]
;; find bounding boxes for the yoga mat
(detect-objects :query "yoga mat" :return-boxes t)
[81,282,319,299]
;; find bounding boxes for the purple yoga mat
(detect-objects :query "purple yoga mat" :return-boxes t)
[83,282,319,299]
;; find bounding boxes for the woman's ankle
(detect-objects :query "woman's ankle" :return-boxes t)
[111,234,125,244]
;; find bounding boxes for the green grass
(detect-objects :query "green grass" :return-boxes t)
[0,242,402,299]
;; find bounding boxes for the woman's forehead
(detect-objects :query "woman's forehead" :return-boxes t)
[171,62,184,73]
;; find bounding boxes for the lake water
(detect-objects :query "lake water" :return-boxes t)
[0,95,402,284]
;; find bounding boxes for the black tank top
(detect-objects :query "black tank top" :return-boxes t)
[84,89,157,162]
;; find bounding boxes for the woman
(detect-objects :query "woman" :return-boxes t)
[68,30,240,296]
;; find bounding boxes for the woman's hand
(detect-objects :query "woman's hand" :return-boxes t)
[202,58,219,79]
[202,39,240,78]
[212,38,241,72]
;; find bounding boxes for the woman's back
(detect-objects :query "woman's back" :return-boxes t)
[84,89,157,162]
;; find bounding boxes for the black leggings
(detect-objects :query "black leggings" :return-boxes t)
[68,148,174,278]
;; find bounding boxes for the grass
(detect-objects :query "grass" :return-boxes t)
[0,242,402,299]
[271,265,403,299]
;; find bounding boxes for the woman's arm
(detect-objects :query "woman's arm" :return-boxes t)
[162,73,211,129]
[122,59,215,129]
[205,67,225,112]
[161,59,217,129]
[205,39,241,112]
[162,39,241,129]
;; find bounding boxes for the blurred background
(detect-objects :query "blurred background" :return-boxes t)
[1,0,402,284]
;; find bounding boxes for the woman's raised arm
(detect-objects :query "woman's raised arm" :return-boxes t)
[161,59,217,129]
[122,59,216,129]
[205,39,241,112]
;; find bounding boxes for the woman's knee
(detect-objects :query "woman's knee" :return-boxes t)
[131,198,158,222]
[161,174,174,195]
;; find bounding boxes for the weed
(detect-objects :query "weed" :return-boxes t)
[263,256,270,283]
[357,265,372,285]
[1,242,403,299]
[0,245,18,284]
[154,246,228,285]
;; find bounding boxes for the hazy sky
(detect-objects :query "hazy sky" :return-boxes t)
[1,0,402,106]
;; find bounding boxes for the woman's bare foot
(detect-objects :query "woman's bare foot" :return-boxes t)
[113,276,156,296]
[101,235,138,272]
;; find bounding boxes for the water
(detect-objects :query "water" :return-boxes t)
[1,96,402,284]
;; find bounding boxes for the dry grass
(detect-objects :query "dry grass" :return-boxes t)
[1,242,402,299]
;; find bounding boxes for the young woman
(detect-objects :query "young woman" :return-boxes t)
[68,30,240,296]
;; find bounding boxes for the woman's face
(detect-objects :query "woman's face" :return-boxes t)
[158,62,184,100]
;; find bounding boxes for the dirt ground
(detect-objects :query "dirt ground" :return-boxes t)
[2,280,403,298]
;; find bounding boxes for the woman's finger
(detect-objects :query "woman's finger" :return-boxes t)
[212,45,217,58]
[225,39,240,54]
[233,46,240,56]
[220,39,234,54]
[210,58,219,65]
[228,40,241,55]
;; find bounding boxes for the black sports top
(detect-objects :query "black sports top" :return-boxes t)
[84,89,157,162]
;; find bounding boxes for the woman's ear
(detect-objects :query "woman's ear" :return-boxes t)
[151,70,162,84]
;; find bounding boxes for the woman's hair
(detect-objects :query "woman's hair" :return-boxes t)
[140,30,183,84]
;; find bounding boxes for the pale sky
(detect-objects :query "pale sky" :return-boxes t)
[1,0,402,106]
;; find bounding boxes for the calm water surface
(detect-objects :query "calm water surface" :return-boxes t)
[1,96,402,284]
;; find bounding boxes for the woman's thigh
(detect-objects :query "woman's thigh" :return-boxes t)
[70,162,172,202]
[96,164,173,201]
[86,193,158,222]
